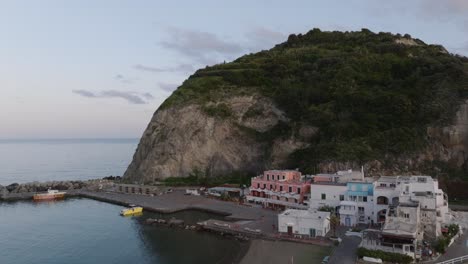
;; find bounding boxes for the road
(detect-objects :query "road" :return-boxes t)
[329,227,362,264]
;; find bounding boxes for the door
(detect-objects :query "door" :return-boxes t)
[287,226,293,236]
[309,228,316,237]
[345,217,351,226]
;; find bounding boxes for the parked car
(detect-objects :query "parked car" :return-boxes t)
[321,256,329,264]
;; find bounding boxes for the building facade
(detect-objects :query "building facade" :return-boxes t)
[278,209,330,238]
[247,170,310,209]
[339,181,374,226]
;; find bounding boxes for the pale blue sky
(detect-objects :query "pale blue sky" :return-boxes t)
[1,0,467,139]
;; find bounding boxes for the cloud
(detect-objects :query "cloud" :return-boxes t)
[72,89,97,98]
[420,0,468,16]
[158,82,178,93]
[134,63,194,73]
[159,27,243,63]
[142,92,154,100]
[245,27,286,49]
[72,89,153,104]
[114,74,137,84]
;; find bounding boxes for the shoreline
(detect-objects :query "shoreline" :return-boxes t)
[0,186,334,245]
[1,188,333,264]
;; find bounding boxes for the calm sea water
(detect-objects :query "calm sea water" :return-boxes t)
[0,139,246,264]
[0,198,245,264]
[0,139,138,185]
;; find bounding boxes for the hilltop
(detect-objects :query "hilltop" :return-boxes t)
[124,29,468,183]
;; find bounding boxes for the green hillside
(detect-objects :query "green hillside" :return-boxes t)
[160,29,468,173]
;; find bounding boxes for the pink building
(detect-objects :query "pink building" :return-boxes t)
[246,170,311,209]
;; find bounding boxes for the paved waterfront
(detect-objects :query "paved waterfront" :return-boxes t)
[76,190,279,233]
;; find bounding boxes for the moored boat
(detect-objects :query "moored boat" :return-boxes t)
[120,206,143,216]
[33,189,66,201]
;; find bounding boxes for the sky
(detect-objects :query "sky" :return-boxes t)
[1,0,467,139]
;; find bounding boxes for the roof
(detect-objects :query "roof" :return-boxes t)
[382,219,418,238]
[280,209,330,219]
[208,187,241,192]
[310,182,347,186]
[375,176,398,183]
[264,169,300,173]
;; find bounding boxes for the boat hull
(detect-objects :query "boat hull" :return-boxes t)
[33,193,65,201]
[120,207,143,216]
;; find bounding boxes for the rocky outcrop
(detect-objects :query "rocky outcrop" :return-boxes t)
[125,95,468,181]
[124,95,311,182]
[0,185,7,199]
[124,30,468,182]
[0,179,112,195]
[316,100,468,176]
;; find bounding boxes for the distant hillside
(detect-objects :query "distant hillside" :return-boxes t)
[124,28,468,183]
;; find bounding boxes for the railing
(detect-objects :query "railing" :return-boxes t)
[437,255,468,264]
[246,195,307,209]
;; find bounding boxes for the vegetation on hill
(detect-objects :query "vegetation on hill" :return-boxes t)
[160,29,468,174]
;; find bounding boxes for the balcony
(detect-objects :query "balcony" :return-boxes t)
[246,195,308,209]
[262,189,301,200]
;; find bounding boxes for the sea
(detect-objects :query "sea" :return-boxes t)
[0,139,246,264]
[0,138,138,185]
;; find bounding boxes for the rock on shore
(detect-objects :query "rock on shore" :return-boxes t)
[0,179,112,199]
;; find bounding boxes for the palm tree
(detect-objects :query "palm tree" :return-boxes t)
[329,214,340,237]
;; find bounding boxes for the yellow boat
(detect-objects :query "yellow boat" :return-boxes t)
[120,206,143,216]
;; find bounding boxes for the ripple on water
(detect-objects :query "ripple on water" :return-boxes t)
[0,198,246,264]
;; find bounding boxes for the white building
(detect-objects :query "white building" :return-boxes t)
[339,181,375,226]
[278,209,330,237]
[309,182,347,211]
[373,176,449,239]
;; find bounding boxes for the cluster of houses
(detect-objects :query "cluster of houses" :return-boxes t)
[246,169,453,259]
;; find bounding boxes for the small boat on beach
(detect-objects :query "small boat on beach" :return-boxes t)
[120,205,143,216]
[33,189,66,201]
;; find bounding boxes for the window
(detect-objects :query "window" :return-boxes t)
[404,213,410,218]
[257,183,260,188]
[270,184,273,190]
[280,186,283,192]
[263,184,266,189]
[321,193,326,200]
[283,176,285,180]
[390,183,396,188]
[358,207,364,213]
[297,188,301,194]
[339,195,344,201]
[277,175,280,180]
[363,196,367,202]
[417,177,427,183]
[380,183,387,187]
[289,186,292,192]
[267,175,269,180]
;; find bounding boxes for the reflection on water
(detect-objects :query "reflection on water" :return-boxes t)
[0,198,247,264]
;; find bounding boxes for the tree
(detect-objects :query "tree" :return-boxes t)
[329,214,340,237]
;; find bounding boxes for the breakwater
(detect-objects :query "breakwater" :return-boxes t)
[0,179,112,200]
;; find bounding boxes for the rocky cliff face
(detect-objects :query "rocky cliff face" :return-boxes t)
[124,95,312,182]
[316,100,468,176]
[125,97,468,182]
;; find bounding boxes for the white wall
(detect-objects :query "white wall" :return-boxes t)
[309,184,346,210]
[278,211,330,237]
